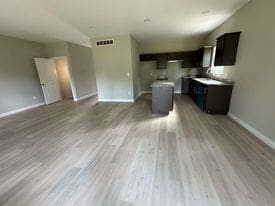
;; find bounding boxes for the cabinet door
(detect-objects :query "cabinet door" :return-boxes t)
[157,55,167,69]
[196,48,204,67]
[196,85,207,110]
[223,34,241,65]
[214,32,241,66]
[205,85,233,114]
[182,51,197,68]
[214,37,225,66]
[189,80,195,100]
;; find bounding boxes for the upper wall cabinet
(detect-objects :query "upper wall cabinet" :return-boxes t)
[140,48,213,69]
[194,46,213,68]
[214,32,241,66]
[181,51,197,68]
[157,55,168,70]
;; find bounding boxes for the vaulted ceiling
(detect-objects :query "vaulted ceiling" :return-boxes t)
[0,0,250,47]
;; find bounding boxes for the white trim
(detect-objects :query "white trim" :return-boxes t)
[228,113,275,151]
[0,102,45,118]
[141,91,152,94]
[134,92,142,101]
[75,92,98,102]
[98,99,134,103]
[142,91,181,94]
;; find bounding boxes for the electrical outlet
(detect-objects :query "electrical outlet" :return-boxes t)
[32,96,36,100]
[150,72,153,76]
[128,91,131,95]
[163,72,166,75]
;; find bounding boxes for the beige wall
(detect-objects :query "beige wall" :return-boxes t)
[140,35,206,54]
[45,42,69,57]
[205,0,275,142]
[140,36,205,92]
[0,35,46,114]
[67,42,97,98]
[91,34,134,101]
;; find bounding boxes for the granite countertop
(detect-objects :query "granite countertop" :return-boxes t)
[151,81,175,88]
[191,77,235,86]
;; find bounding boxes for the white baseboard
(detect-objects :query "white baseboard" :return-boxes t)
[141,91,181,94]
[141,91,152,94]
[0,102,45,118]
[75,92,97,102]
[98,99,134,103]
[228,113,275,150]
[134,92,142,101]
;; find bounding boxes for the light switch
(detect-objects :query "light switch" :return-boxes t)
[127,72,130,76]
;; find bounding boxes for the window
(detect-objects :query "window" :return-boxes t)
[210,46,224,77]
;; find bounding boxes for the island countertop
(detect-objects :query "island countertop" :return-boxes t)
[151,81,175,88]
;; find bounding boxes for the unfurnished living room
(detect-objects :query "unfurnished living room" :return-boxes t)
[0,0,274,205]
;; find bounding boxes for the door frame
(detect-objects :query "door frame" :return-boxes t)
[51,56,77,102]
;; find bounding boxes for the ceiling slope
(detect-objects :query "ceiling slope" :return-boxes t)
[0,0,250,46]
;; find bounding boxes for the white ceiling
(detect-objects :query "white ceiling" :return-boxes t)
[0,0,250,47]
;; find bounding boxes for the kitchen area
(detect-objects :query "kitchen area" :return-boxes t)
[140,32,241,115]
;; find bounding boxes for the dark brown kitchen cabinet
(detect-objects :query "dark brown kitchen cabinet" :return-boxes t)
[188,79,233,114]
[214,32,241,66]
[194,46,213,68]
[140,54,157,61]
[205,85,233,114]
[157,55,168,69]
[181,51,197,68]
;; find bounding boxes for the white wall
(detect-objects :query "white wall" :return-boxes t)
[205,0,275,143]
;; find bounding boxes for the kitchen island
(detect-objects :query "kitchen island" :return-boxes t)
[151,81,175,114]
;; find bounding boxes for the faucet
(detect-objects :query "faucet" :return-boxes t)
[206,68,213,80]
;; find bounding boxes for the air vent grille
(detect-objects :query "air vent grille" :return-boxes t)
[95,39,114,47]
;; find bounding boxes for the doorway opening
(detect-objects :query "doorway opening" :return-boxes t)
[34,56,76,105]
[52,57,74,100]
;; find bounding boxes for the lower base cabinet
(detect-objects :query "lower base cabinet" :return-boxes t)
[188,79,233,114]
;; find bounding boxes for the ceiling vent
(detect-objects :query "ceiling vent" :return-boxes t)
[95,39,114,47]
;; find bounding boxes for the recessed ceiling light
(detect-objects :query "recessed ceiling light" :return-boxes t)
[89,26,96,30]
[201,10,210,14]
[144,18,151,22]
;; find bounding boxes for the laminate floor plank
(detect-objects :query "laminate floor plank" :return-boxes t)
[0,95,274,206]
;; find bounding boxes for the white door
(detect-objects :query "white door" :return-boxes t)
[34,58,62,105]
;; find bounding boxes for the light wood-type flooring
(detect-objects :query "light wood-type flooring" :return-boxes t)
[0,94,274,206]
